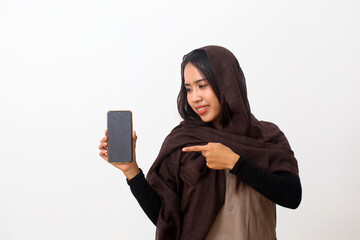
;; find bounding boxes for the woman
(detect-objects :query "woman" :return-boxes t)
[99,46,301,239]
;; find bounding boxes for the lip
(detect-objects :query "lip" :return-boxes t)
[196,105,209,115]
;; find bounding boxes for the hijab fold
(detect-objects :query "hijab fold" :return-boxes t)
[146,46,299,240]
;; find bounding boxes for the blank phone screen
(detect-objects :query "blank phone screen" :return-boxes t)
[107,111,132,162]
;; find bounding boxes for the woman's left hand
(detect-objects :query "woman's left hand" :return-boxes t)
[182,143,240,170]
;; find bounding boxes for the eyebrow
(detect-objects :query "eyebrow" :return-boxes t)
[184,79,207,86]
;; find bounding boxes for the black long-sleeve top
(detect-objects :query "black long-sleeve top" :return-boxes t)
[127,156,302,226]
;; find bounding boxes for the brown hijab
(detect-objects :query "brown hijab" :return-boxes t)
[146,46,299,240]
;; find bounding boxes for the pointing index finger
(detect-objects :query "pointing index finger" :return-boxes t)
[182,145,208,152]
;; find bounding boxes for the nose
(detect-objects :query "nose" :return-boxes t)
[190,88,202,103]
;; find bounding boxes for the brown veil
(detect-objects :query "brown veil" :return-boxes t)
[146,46,299,240]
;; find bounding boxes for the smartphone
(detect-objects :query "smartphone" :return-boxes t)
[107,110,133,163]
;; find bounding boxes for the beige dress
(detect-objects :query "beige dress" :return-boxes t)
[206,170,277,240]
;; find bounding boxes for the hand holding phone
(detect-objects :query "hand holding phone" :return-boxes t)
[99,111,140,179]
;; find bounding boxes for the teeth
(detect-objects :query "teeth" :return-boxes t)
[198,106,208,111]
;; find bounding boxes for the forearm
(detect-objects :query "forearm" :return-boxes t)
[127,169,162,225]
[230,156,302,209]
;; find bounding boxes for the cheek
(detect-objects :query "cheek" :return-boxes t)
[186,94,194,109]
[210,94,221,116]
[214,102,221,116]
[186,94,191,105]
[207,91,219,107]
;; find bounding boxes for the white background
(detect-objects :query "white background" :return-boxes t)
[1,0,359,239]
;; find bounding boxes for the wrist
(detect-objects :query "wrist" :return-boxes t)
[228,153,240,170]
[123,164,140,180]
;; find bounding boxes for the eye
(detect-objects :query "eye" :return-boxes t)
[185,88,192,93]
[199,84,208,89]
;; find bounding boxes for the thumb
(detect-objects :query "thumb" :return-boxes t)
[132,131,137,149]
[132,131,137,163]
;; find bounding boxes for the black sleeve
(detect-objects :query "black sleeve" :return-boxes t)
[230,156,302,209]
[127,157,301,226]
[126,169,162,225]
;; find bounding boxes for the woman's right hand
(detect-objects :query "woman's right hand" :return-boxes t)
[99,130,140,180]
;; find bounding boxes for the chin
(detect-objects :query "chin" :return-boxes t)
[200,116,213,123]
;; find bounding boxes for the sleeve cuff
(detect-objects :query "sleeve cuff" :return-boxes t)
[126,168,144,186]
[229,155,246,174]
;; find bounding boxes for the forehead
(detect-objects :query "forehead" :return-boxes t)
[184,63,205,84]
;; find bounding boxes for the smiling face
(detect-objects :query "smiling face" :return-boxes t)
[184,63,221,128]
